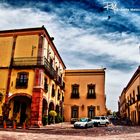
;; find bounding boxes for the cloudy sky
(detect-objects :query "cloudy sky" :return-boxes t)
[0,0,140,111]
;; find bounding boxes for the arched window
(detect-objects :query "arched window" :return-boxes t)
[51,84,55,97]
[57,89,60,100]
[16,72,29,89]
[0,93,3,102]
[44,77,48,92]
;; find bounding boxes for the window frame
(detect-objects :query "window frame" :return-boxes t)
[16,72,29,89]
[71,105,79,118]
[87,84,96,99]
[87,106,95,119]
[71,84,80,99]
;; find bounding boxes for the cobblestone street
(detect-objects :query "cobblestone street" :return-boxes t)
[0,123,140,140]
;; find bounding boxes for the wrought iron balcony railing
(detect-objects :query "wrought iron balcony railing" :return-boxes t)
[71,93,80,99]
[87,93,96,99]
[13,57,56,79]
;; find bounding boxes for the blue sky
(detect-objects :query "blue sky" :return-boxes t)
[0,0,140,111]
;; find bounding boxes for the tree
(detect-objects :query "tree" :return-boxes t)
[49,110,57,124]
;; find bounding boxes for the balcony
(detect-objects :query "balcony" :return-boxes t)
[137,94,140,101]
[71,93,80,99]
[87,93,96,99]
[13,57,56,79]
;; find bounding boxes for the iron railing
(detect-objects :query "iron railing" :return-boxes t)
[13,57,65,86]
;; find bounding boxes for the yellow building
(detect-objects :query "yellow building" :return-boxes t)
[0,26,107,126]
[119,88,127,118]
[0,26,66,127]
[119,66,140,125]
[64,69,107,122]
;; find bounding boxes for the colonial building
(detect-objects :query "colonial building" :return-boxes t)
[64,69,107,122]
[0,26,107,126]
[0,26,66,127]
[119,88,127,119]
[119,66,140,125]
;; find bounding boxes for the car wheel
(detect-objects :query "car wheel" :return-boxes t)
[105,122,109,127]
[85,124,88,128]
[94,123,98,127]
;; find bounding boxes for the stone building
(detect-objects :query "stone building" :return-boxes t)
[0,26,66,127]
[64,69,107,122]
[119,66,140,125]
[0,26,107,126]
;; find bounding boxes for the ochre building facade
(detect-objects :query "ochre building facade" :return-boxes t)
[0,27,66,127]
[0,27,107,126]
[64,69,107,122]
[119,66,140,125]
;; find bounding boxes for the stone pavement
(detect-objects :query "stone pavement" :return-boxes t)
[0,130,140,140]
[0,123,140,140]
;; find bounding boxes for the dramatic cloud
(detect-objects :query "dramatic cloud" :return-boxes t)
[0,0,140,111]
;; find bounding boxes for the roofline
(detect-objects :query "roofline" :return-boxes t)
[0,26,66,69]
[65,68,106,72]
[42,26,66,69]
[123,66,140,93]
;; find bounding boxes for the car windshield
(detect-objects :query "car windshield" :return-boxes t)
[93,117,100,120]
[79,118,88,122]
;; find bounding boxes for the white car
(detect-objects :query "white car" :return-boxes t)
[92,116,110,127]
[74,118,93,128]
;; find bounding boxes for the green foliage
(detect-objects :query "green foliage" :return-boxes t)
[49,110,57,117]
[49,110,57,124]
[55,115,63,123]
[42,116,48,126]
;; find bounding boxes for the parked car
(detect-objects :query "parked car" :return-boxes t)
[71,118,79,124]
[74,118,93,128]
[92,116,110,127]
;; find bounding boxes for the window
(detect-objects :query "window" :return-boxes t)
[0,93,3,102]
[71,106,79,118]
[51,84,55,97]
[137,86,140,95]
[87,84,96,99]
[16,72,29,88]
[137,86,140,101]
[50,58,53,68]
[71,84,80,99]
[88,106,95,119]
[133,90,135,103]
[57,89,60,100]
[44,78,48,92]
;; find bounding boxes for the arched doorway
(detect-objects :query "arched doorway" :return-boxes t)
[56,105,60,114]
[42,98,48,117]
[9,94,31,125]
[49,102,54,111]
[48,102,54,124]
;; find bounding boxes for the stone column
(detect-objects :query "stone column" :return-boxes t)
[31,69,43,127]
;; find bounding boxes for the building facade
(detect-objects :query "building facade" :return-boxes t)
[64,69,107,122]
[119,88,127,119]
[0,26,107,126]
[0,26,66,127]
[119,66,140,125]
